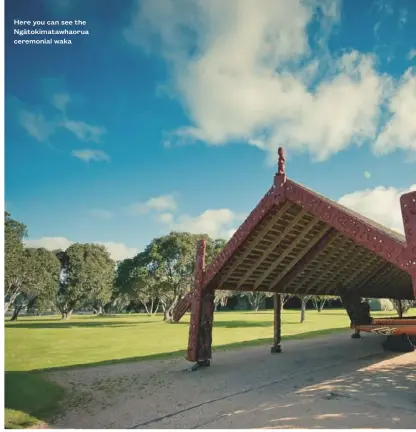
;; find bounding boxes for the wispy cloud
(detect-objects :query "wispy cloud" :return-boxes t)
[18,89,107,148]
[61,120,106,142]
[408,49,416,61]
[157,208,245,240]
[128,194,178,215]
[71,149,110,162]
[19,110,56,142]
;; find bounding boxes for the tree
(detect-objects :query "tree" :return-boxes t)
[141,232,202,321]
[115,255,161,316]
[242,291,273,311]
[214,290,234,309]
[311,295,338,312]
[10,248,61,320]
[298,294,313,323]
[4,213,27,313]
[56,243,115,319]
[281,293,292,310]
[391,299,414,318]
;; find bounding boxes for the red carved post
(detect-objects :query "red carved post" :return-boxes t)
[271,293,282,353]
[400,190,416,299]
[277,147,286,176]
[187,239,207,362]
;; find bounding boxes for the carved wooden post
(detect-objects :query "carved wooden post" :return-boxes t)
[187,240,213,365]
[400,191,416,299]
[271,293,282,353]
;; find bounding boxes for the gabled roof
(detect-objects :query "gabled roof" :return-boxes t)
[201,175,413,300]
[172,166,415,321]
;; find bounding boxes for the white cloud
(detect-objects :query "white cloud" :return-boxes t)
[61,120,107,142]
[24,237,138,261]
[52,93,72,112]
[338,184,416,234]
[19,110,56,141]
[156,212,174,224]
[159,208,245,239]
[18,90,106,146]
[373,68,416,159]
[88,209,114,220]
[71,149,110,162]
[128,194,178,215]
[408,49,416,60]
[125,0,411,162]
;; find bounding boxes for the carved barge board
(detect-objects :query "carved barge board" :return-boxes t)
[172,150,416,323]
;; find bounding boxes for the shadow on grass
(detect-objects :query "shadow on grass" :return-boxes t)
[4,327,349,429]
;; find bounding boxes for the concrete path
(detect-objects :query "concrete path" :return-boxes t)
[50,332,416,429]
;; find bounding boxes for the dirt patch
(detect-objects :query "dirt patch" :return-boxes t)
[48,332,416,428]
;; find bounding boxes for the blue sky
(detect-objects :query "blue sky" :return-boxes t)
[5,0,416,260]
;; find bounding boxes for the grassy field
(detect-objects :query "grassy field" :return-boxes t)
[4,308,409,428]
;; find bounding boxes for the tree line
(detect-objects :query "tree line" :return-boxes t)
[4,212,413,321]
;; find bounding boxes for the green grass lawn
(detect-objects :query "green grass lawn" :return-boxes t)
[4,308,412,429]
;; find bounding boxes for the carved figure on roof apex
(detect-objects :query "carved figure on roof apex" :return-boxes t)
[277,147,286,175]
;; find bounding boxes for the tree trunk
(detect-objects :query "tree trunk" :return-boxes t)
[318,300,326,312]
[61,310,73,319]
[4,289,20,314]
[164,296,180,322]
[398,301,403,318]
[300,300,306,323]
[10,304,23,321]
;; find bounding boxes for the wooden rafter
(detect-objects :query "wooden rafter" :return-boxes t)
[269,228,338,293]
[351,261,390,294]
[305,243,359,294]
[233,209,307,290]
[230,209,307,290]
[292,237,343,294]
[217,202,291,287]
[326,253,380,295]
[253,216,321,290]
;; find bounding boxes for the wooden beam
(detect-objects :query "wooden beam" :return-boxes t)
[326,253,380,296]
[302,240,359,295]
[233,209,308,290]
[350,261,390,294]
[292,236,343,294]
[217,202,291,287]
[340,254,381,292]
[269,228,338,293]
[253,217,321,290]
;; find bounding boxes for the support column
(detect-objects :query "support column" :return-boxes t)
[187,240,213,366]
[271,293,282,353]
[400,191,416,299]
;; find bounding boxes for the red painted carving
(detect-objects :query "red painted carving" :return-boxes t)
[197,288,215,362]
[285,180,409,268]
[277,147,286,175]
[187,239,206,362]
[400,190,416,298]
[172,292,191,322]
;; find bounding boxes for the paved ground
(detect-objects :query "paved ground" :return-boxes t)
[49,332,416,429]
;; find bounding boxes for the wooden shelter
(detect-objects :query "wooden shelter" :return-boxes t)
[172,148,416,366]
